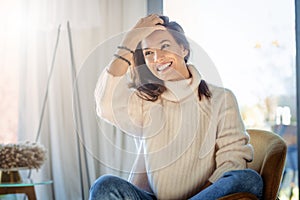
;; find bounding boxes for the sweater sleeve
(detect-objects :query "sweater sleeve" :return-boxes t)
[94,69,143,136]
[208,89,253,183]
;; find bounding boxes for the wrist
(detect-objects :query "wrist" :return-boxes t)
[118,46,135,54]
[121,30,142,50]
[116,45,135,57]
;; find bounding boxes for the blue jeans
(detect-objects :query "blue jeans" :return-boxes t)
[89,169,263,200]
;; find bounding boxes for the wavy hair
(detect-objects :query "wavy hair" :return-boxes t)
[129,15,211,102]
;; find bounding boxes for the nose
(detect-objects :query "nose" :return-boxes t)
[153,49,165,62]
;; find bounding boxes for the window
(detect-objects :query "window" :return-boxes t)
[0,1,21,143]
[164,1,297,198]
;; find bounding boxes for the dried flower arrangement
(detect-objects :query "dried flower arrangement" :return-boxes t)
[0,141,47,170]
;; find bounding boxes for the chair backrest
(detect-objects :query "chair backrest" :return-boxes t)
[246,129,287,200]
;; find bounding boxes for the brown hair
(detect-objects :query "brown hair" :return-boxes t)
[129,15,211,102]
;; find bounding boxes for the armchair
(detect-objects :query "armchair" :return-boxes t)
[218,129,287,200]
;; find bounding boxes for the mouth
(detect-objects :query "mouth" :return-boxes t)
[157,62,172,72]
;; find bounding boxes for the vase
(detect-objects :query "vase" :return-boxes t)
[0,170,22,183]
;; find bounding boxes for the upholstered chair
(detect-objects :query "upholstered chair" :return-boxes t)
[218,129,287,200]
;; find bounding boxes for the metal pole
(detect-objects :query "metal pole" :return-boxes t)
[67,21,91,199]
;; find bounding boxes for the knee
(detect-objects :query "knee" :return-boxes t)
[239,169,263,186]
[226,169,263,186]
[89,175,121,199]
[225,169,263,198]
[92,174,120,188]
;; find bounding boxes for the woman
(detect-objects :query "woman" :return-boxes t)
[90,15,263,200]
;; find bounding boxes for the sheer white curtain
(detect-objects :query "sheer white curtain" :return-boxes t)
[16,0,147,199]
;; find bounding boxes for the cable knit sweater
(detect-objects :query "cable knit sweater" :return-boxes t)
[94,65,253,200]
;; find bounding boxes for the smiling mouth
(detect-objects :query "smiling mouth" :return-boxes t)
[157,62,172,72]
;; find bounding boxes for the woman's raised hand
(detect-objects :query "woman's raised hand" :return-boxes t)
[121,14,166,49]
[108,15,165,76]
[133,14,165,29]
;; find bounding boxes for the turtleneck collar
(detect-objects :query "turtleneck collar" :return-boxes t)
[161,65,201,102]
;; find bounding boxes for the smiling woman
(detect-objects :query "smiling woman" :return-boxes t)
[141,30,190,81]
[91,14,263,200]
[129,16,211,102]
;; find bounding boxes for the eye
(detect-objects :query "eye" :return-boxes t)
[161,43,170,50]
[144,50,153,56]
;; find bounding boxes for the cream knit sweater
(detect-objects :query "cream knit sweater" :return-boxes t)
[95,65,253,200]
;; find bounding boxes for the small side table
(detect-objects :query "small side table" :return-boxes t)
[0,179,53,200]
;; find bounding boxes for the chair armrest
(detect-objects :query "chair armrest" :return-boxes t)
[217,192,259,200]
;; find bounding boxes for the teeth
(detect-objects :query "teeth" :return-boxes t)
[157,63,171,71]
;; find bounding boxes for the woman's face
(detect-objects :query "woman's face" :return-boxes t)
[141,30,190,81]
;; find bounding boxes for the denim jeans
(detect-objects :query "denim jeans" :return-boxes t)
[89,168,263,200]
